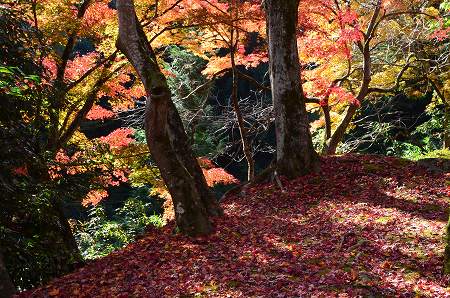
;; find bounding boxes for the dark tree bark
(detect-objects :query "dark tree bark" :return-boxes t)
[116,0,222,236]
[263,0,318,178]
[58,60,119,147]
[50,196,83,264]
[0,250,15,298]
[322,104,332,153]
[429,79,450,149]
[445,104,450,149]
[230,25,255,181]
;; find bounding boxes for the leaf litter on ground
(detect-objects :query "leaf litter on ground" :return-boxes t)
[16,154,450,297]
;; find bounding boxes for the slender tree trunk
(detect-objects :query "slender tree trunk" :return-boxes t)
[47,0,92,152]
[321,96,332,154]
[264,0,318,178]
[324,45,370,155]
[50,196,83,263]
[116,0,221,236]
[58,62,118,148]
[230,26,255,181]
[445,103,450,149]
[325,104,358,154]
[324,2,382,155]
[0,250,15,298]
[428,79,450,149]
[37,165,84,271]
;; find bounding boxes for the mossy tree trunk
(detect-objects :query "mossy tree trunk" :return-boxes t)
[116,0,222,236]
[263,0,319,178]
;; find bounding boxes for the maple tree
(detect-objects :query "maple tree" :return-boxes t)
[2,0,450,295]
[216,0,258,180]
[0,2,143,289]
[297,0,450,154]
[116,0,223,236]
[142,0,265,180]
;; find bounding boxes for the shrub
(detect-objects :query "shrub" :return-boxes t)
[74,198,164,260]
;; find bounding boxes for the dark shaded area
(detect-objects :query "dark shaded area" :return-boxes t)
[344,93,436,154]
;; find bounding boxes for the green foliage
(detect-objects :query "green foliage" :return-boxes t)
[418,149,450,160]
[440,1,450,27]
[390,107,445,160]
[442,0,450,11]
[340,97,446,160]
[412,108,444,151]
[0,64,83,291]
[0,66,41,96]
[165,46,210,109]
[312,128,325,153]
[164,46,225,157]
[0,183,83,291]
[192,126,226,157]
[133,128,147,144]
[74,198,164,260]
[386,141,423,160]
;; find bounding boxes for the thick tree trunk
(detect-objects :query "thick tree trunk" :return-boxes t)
[0,250,15,298]
[116,0,221,236]
[264,0,318,178]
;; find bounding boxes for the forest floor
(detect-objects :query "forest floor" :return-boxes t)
[17,154,450,297]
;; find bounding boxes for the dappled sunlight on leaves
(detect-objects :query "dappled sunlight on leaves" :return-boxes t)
[16,155,450,297]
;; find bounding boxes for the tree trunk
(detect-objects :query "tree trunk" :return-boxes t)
[324,3,381,155]
[325,104,358,154]
[321,97,332,154]
[0,250,15,298]
[264,0,318,178]
[444,103,449,149]
[116,0,221,236]
[47,0,92,152]
[445,116,449,150]
[444,216,450,273]
[230,26,255,181]
[50,196,83,263]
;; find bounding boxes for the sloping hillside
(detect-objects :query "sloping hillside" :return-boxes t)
[17,155,450,297]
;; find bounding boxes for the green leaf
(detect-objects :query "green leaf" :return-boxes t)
[0,67,14,74]
[25,75,41,83]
